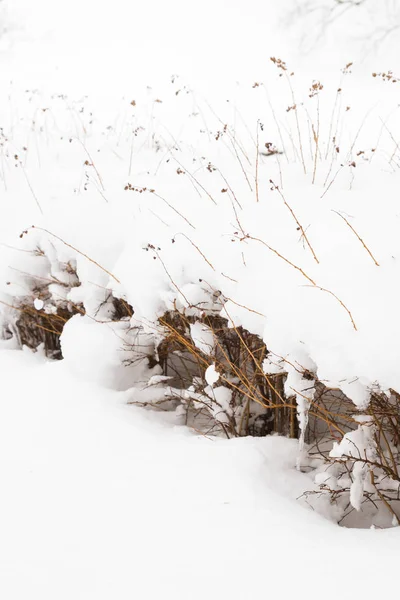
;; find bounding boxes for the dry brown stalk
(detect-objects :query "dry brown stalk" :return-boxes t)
[200,317,269,407]
[309,81,323,183]
[291,385,353,436]
[270,180,319,263]
[238,397,251,436]
[153,251,191,307]
[370,405,399,480]
[0,300,67,336]
[255,124,260,202]
[332,211,379,266]
[216,169,243,210]
[306,284,357,331]
[220,305,286,405]
[312,122,319,185]
[325,86,342,160]
[323,109,373,197]
[229,138,253,192]
[221,296,265,317]
[173,233,215,271]
[210,333,269,408]
[370,471,400,526]
[169,154,217,205]
[276,154,284,189]
[159,314,269,412]
[269,57,306,174]
[9,266,74,289]
[246,234,316,285]
[266,350,303,374]
[221,272,238,283]
[379,118,400,166]
[30,227,121,284]
[203,100,252,173]
[75,138,105,192]
[263,89,288,162]
[151,191,196,229]
[19,162,43,215]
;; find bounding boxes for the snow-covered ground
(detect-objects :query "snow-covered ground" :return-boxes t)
[0,347,399,600]
[1,0,400,596]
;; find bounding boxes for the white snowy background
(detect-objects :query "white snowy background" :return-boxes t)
[1,0,400,598]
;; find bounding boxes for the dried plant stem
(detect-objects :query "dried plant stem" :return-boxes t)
[325,87,342,160]
[75,138,105,191]
[216,169,243,210]
[286,74,306,174]
[306,284,357,331]
[222,295,265,317]
[264,90,288,162]
[332,211,380,266]
[222,309,286,404]
[271,180,319,263]
[20,163,43,215]
[30,227,120,284]
[173,233,215,271]
[154,251,191,307]
[323,142,339,188]
[371,414,399,479]
[379,118,400,166]
[370,471,400,526]
[323,109,373,196]
[229,138,253,191]
[211,334,269,407]
[151,191,196,229]
[238,398,251,436]
[312,98,320,184]
[247,234,316,285]
[170,154,217,205]
[0,300,66,336]
[255,123,260,202]
[159,316,268,410]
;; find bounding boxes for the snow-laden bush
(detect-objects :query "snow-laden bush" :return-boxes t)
[1,62,400,526]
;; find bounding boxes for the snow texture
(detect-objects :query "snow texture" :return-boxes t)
[0,348,399,600]
[1,0,400,595]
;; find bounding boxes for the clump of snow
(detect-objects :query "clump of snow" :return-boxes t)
[330,419,377,512]
[205,363,220,386]
[189,322,215,357]
[33,298,44,310]
[211,386,233,425]
[60,315,160,391]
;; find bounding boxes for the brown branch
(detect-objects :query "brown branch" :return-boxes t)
[270,180,319,263]
[30,227,120,283]
[332,210,380,266]
[247,235,316,285]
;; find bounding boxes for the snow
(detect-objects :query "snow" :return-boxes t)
[0,347,399,600]
[60,314,160,391]
[190,322,215,357]
[205,363,220,386]
[33,298,44,311]
[330,418,378,512]
[0,0,400,595]
[2,68,400,405]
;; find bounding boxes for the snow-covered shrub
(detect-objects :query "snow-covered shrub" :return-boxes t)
[0,233,82,358]
[156,309,298,437]
[306,391,400,527]
[1,61,400,524]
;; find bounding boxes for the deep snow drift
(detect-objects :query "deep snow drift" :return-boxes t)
[0,347,399,600]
